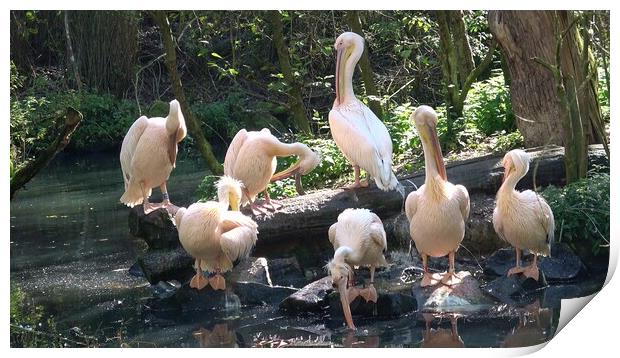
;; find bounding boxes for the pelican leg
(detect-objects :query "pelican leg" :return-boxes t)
[160,182,171,206]
[189,259,209,290]
[522,255,541,281]
[140,181,158,214]
[507,248,526,276]
[346,271,361,303]
[420,254,440,287]
[263,189,283,211]
[209,268,226,291]
[359,266,378,303]
[347,166,369,189]
[441,251,463,286]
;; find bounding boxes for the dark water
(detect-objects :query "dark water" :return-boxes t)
[9,152,604,348]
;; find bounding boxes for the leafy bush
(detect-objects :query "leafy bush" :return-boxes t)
[463,72,515,136]
[541,173,610,255]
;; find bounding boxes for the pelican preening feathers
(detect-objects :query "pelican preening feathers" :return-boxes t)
[120,99,187,214]
[173,176,258,291]
[406,106,470,287]
[327,208,388,330]
[493,149,555,281]
[329,32,399,191]
[224,128,321,215]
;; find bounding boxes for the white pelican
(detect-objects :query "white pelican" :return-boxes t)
[326,208,388,330]
[120,99,187,214]
[328,32,398,191]
[224,128,320,215]
[493,149,554,281]
[405,106,470,287]
[172,176,257,290]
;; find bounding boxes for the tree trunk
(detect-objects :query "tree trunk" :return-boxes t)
[63,11,82,92]
[437,11,496,145]
[345,10,383,119]
[11,108,83,199]
[488,10,602,148]
[152,11,223,175]
[267,11,312,134]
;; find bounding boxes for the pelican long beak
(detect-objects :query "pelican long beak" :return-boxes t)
[167,133,178,168]
[335,46,345,106]
[502,166,512,184]
[337,280,356,330]
[229,193,240,211]
[294,172,305,195]
[270,160,302,182]
[428,124,447,180]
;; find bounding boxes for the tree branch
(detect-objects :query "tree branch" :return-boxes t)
[458,39,498,105]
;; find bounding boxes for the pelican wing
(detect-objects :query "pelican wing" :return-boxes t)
[328,222,338,246]
[224,129,249,176]
[405,191,419,222]
[220,226,257,263]
[120,115,149,188]
[329,103,397,191]
[524,190,555,245]
[492,207,507,242]
[455,184,470,221]
[369,222,388,252]
[219,210,258,262]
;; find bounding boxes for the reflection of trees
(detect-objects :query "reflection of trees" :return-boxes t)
[420,313,465,348]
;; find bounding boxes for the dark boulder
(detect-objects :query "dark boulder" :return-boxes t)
[484,243,586,282]
[128,207,179,250]
[481,274,546,306]
[279,276,333,313]
[327,290,417,318]
[233,281,298,306]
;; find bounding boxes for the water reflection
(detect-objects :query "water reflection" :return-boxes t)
[501,300,554,348]
[342,330,380,348]
[193,322,238,348]
[420,313,464,348]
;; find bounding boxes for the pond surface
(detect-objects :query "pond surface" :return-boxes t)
[10,152,605,348]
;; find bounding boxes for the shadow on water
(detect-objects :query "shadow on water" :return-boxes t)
[10,152,604,347]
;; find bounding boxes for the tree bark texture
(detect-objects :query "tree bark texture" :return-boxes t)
[267,11,312,134]
[345,10,384,119]
[10,107,83,199]
[489,10,603,148]
[63,11,82,92]
[152,11,223,175]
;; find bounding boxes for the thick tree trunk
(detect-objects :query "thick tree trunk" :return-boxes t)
[488,10,601,148]
[448,10,475,86]
[267,11,312,134]
[345,10,383,119]
[10,108,83,199]
[152,11,223,175]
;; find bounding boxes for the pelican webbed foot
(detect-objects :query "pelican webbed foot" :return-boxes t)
[359,284,378,303]
[521,264,541,282]
[440,271,463,286]
[250,203,269,216]
[420,272,442,287]
[264,199,283,212]
[190,273,209,290]
[209,273,226,291]
[347,286,361,303]
[507,266,526,277]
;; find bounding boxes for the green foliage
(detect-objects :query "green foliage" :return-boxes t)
[196,175,220,202]
[10,285,61,347]
[541,173,610,256]
[463,72,515,136]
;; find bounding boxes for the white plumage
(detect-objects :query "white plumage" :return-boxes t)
[119,99,186,212]
[329,32,398,191]
[493,149,555,281]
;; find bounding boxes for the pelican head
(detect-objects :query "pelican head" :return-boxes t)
[270,145,321,183]
[216,175,243,211]
[411,105,447,181]
[502,149,530,183]
[172,206,187,229]
[334,32,364,105]
[325,246,355,329]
